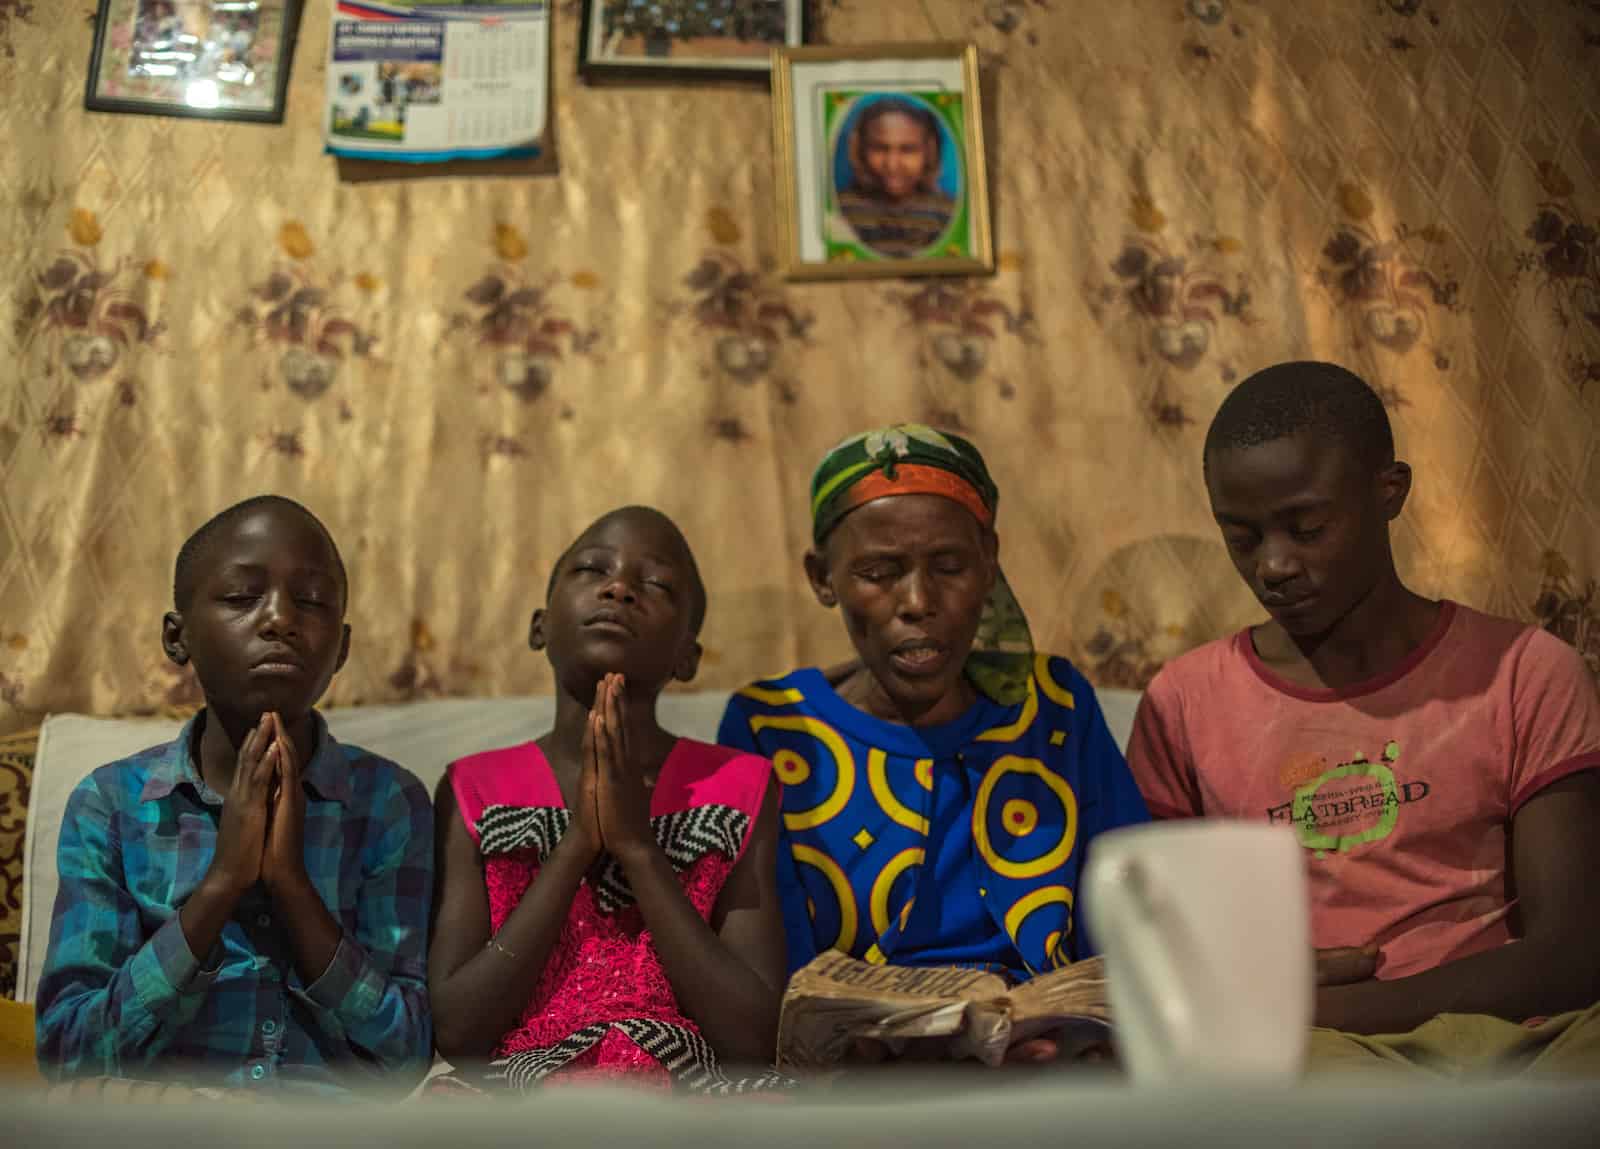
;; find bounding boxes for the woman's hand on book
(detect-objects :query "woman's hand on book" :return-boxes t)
[848,1034,1115,1068]
[1004,1037,1062,1064]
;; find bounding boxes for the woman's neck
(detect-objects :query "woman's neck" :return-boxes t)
[833,663,977,728]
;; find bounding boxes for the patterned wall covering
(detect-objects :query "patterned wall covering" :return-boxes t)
[0,728,31,997]
[2,0,1598,746]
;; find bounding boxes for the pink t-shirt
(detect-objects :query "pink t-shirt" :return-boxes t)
[1126,602,1600,980]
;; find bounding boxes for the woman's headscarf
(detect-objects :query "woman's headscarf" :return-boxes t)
[809,424,1034,706]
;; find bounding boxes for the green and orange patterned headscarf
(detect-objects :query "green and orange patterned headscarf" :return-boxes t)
[809,424,1035,706]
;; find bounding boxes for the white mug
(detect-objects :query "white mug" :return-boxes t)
[1083,820,1312,1083]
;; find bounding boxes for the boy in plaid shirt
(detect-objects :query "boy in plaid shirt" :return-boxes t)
[36,496,434,1093]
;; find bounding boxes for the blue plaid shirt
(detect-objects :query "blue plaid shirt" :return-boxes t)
[35,712,435,1093]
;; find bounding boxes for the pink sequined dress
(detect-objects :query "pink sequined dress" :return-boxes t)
[447,738,783,1093]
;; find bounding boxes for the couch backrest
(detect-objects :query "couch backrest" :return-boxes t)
[20,689,1142,1003]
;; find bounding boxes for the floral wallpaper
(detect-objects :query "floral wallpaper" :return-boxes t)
[1,0,1597,737]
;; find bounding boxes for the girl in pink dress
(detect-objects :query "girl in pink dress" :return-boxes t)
[427,507,788,1092]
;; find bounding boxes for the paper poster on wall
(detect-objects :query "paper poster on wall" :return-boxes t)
[323,1,550,163]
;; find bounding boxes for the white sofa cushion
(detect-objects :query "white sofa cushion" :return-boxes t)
[19,688,1141,1003]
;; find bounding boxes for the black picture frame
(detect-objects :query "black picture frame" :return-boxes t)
[578,0,807,83]
[85,0,301,124]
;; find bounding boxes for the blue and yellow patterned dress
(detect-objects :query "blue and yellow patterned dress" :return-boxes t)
[718,654,1148,982]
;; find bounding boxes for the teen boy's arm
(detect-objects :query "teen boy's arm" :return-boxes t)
[285,754,436,1082]
[1318,634,1600,1033]
[35,771,227,1078]
[36,723,280,1080]
[1317,770,1600,1032]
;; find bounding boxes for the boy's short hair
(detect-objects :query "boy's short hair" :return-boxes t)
[545,507,708,636]
[173,495,347,611]
[1203,361,1395,473]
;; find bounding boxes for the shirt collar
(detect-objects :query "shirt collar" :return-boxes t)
[139,709,352,806]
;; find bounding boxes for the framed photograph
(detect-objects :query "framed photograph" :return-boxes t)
[86,0,300,123]
[774,43,993,281]
[579,0,806,81]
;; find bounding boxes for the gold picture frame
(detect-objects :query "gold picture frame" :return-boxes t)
[773,42,993,281]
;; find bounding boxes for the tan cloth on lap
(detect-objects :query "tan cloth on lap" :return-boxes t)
[1306,1001,1600,1079]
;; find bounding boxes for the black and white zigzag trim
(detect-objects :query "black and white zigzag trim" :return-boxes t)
[476,805,571,859]
[486,1023,610,1091]
[591,805,750,913]
[486,1018,791,1094]
[477,802,751,912]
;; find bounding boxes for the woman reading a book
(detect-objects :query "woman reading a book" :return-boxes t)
[718,425,1149,1062]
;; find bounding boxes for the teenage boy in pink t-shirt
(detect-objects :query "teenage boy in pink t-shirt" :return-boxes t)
[1128,361,1600,1071]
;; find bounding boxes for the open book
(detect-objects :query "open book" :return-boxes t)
[777,950,1112,1070]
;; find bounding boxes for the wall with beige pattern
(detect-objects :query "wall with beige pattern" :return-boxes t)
[2,0,1597,739]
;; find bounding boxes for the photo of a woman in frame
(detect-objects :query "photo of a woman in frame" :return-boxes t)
[833,95,959,260]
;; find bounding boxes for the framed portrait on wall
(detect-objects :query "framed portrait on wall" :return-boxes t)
[773,43,993,281]
[579,0,806,81]
[85,0,300,122]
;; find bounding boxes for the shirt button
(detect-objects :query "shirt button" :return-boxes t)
[262,1019,278,1036]
[257,913,271,927]
[250,1064,265,1081]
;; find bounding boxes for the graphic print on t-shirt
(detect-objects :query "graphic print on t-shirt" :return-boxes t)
[1263,740,1432,858]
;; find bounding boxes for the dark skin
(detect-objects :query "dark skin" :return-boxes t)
[1206,431,1439,690]
[859,111,935,202]
[428,509,787,1066]
[161,504,352,989]
[806,494,1071,1065]
[1207,432,1600,1032]
[805,494,999,729]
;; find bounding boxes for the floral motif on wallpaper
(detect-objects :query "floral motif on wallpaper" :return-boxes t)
[1084,201,1256,381]
[1512,167,1599,396]
[447,223,602,407]
[1315,183,1462,381]
[1079,589,1171,692]
[1177,0,1250,71]
[1072,536,1254,690]
[676,207,813,406]
[0,0,32,58]
[388,617,484,700]
[0,729,32,998]
[0,630,26,723]
[976,0,1047,42]
[19,213,165,381]
[884,274,1038,387]
[1534,552,1599,678]
[16,209,166,444]
[232,222,379,402]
